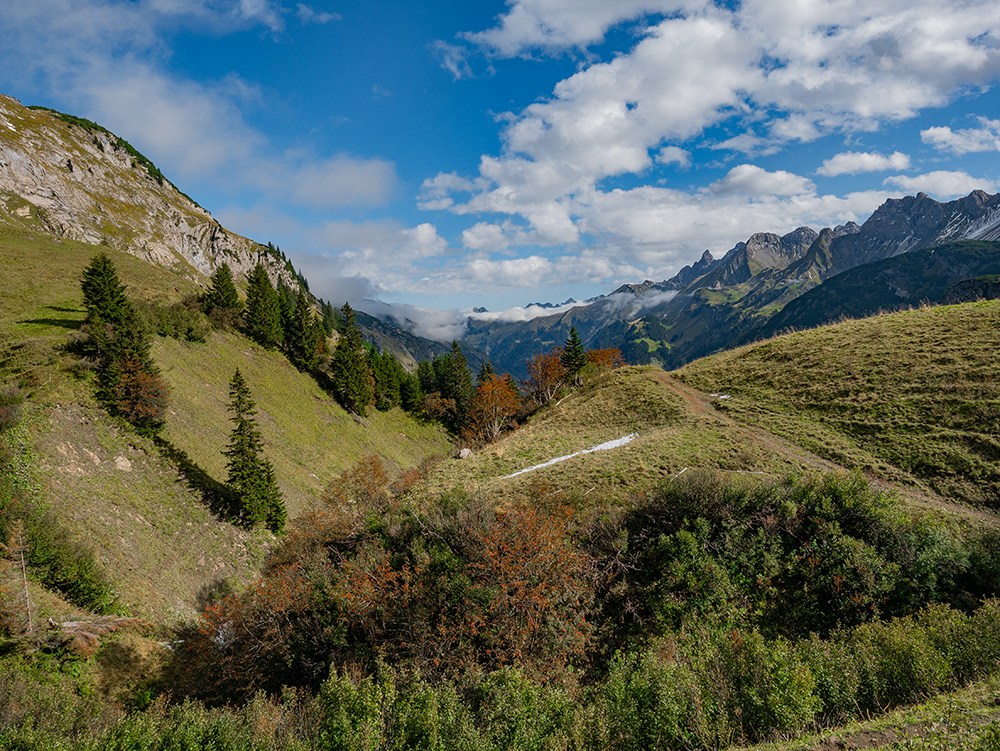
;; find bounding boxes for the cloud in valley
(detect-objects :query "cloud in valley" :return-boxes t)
[424,0,1000,280]
[2,0,998,309]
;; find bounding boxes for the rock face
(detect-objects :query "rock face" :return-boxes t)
[942,276,1000,304]
[0,93,291,290]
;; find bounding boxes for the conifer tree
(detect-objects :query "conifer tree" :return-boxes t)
[442,341,475,427]
[427,342,475,431]
[223,369,285,532]
[285,290,320,371]
[417,359,437,395]
[399,372,424,413]
[561,326,587,385]
[477,360,496,387]
[243,263,283,349]
[80,253,167,433]
[369,347,405,411]
[81,252,129,326]
[331,302,372,416]
[203,262,242,318]
[320,299,338,336]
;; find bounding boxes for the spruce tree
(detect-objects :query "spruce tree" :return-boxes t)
[80,252,167,433]
[443,341,475,426]
[369,347,403,411]
[203,262,242,316]
[81,252,129,325]
[561,326,587,385]
[331,302,372,416]
[399,372,424,413]
[477,360,496,387]
[285,290,319,371]
[243,263,283,349]
[223,369,285,532]
[431,342,475,431]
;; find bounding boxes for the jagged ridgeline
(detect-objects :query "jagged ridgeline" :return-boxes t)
[463,192,1000,378]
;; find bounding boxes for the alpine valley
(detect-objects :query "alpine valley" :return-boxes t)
[4,93,1000,751]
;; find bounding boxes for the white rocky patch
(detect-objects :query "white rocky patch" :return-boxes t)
[500,433,639,479]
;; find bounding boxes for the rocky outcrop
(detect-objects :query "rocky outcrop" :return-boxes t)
[942,275,1000,304]
[0,95,292,290]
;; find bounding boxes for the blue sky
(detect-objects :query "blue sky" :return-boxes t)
[2,0,1000,339]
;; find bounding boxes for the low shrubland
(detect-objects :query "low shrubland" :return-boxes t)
[0,466,980,750]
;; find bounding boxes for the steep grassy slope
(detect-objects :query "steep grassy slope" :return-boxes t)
[0,225,450,621]
[677,300,1000,508]
[157,332,450,519]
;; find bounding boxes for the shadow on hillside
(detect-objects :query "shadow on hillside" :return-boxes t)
[20,317,82,330]
[194,578,236,614]
[153,437,241,522]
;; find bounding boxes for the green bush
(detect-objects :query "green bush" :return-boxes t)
[597,645,708,751]
[134,298,210,343]
[4,503,117,612]
[797,633,862,720]
[714,629,820,742]
[851,615,952,709]
[466,668,575,751]
[318,666,479,751]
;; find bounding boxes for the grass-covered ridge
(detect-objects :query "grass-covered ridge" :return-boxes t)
[677,300,1000,508]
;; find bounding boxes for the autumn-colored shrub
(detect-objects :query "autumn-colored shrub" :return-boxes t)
[585,348,625,372]
[463,374,520,445]
[525,349,565,405]
[112,355,170,432]
[184,564,318,700]
[322,455,392,514]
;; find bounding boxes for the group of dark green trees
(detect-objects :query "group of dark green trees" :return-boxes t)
[78,251,578,532]
[80,253,169,435]
[80,253,285,533]
[206,260,328,374]
[205,259,388,419]
[417,341,476,431]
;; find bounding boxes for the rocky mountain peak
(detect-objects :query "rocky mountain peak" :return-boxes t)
[0,95,293,291]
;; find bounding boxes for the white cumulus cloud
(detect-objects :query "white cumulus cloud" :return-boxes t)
[817,151,911,177]
[710,165,815,196]
[921,117,1000,155]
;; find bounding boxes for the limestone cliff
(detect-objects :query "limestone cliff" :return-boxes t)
[0,93,291,290]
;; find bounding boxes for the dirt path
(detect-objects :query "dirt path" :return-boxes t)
[650,371,997,523]
[651,370,846,475]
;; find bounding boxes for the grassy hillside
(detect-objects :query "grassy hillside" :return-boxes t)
[426,366,903,516]
[677,300,1000,509]
[157,332,450,519]
[0,224,450,621]
[759,239,1000,336]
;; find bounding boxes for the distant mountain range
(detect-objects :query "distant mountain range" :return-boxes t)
[3,91,999,380]
[459,190,1000,377]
